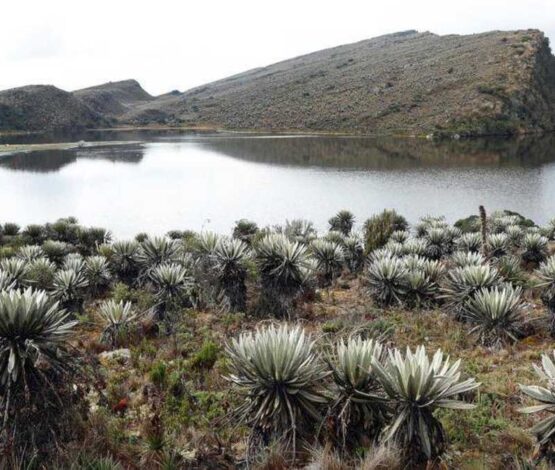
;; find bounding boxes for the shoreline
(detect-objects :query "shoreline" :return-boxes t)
[1,126,553,157]
[0,140,143,157]
[2,124,553,140]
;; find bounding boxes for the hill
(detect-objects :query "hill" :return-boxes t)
[1,29,554,136]
[124,29,555,136]
[72,79,153,119]
[0,85,105,131]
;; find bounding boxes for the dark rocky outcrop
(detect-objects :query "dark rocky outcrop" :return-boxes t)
[0,85,105,131]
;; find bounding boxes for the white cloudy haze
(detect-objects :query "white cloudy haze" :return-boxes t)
[1,0,554,96]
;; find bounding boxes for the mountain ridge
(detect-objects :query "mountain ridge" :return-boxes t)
[1,29,554,137]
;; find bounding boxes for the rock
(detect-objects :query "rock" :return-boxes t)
[98,348,131,364]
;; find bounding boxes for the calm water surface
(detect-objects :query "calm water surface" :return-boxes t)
[1,131,554,237]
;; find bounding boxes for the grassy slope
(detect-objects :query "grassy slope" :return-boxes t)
[125,30,555,137]
[78,267,554,469]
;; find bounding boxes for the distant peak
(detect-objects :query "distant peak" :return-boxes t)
[74,79,150,96]
[385,30,419,37]
[109,79,141,87]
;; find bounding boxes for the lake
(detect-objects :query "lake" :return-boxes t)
[1,130,554,238]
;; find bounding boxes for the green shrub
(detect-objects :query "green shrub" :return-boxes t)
[3,222,20,236]
[135,232,148,243]
[321,320,344,334]
[191,340,219,370]
[454,215,480,234]
[78,227,111,254]
[166,229,187,240]
[111,282,155,312]
[42,240,71,266]
[232,219,259,245]
[46,217,80,244]
[0,247,16,260]
[22,224,46,244]
[149,361,168,388]
[363,210,407,254]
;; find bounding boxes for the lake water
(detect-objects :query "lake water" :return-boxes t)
[1,130,554,238]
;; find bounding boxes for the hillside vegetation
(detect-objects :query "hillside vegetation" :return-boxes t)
[1,210,555,468]
[128,29,555,137]
[1,29,554,136]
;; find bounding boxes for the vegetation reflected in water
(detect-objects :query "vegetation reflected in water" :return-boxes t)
[0,131,554,236]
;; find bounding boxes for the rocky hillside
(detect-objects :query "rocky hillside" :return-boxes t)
[1,29,554,136]
[125,29,555,136]
[73,79,154,119]
[0,85,105,131]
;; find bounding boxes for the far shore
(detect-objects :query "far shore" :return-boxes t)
[0,140,142,157]
[1,125,553,148]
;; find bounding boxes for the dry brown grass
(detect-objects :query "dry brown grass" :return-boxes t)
[69,270,555,469]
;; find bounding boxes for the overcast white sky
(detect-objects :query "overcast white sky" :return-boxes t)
[1,0,554,96]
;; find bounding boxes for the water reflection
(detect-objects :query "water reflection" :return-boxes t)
[3,133,555,173]
[0,144,144,173]
[198,133,555,170]
[0,131,554,237]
